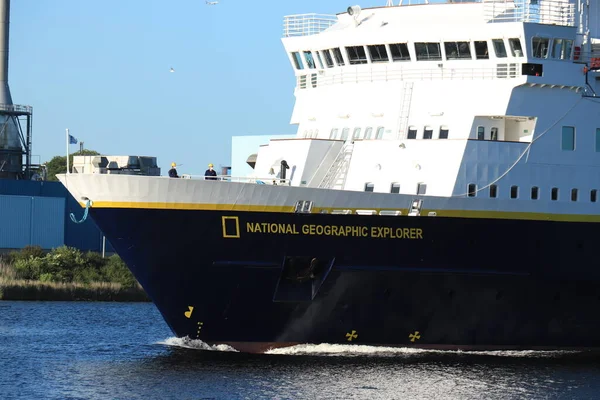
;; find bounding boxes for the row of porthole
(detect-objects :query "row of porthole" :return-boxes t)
[468,184,598,202]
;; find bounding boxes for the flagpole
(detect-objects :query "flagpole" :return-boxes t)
[66,128,70,174]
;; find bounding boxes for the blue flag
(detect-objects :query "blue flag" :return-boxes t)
[69,134,78,144]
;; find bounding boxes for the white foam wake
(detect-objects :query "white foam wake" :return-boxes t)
[158,337,238,352]
[265,343,581,358]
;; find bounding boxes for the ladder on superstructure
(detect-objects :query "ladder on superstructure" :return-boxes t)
[396,81,414,140]
[318,143,354,190]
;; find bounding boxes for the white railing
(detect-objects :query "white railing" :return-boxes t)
[296,64,522,89]
[179,174,292,186]
[283,14,337,38]
[483,0,576,26]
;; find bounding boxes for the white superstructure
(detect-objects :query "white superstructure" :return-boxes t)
[247,0,600,207]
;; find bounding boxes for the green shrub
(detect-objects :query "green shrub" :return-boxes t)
[13,257,44,280]
[8,245,45,264]
[103,255,136,288]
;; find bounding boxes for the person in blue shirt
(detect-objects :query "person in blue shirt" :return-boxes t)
[204,163,217,180]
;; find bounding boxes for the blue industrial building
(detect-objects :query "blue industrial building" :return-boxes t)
[0,180,113,252]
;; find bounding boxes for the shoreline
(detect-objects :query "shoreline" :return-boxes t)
[0,279,150,302]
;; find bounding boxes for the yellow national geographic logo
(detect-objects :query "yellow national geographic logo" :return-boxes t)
[222,216,240,238]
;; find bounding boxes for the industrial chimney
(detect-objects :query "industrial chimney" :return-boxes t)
[0,0,32,180]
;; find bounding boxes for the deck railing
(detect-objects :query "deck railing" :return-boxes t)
[179,175,291,186]
[283,14,337,38]
[483,0,576,26]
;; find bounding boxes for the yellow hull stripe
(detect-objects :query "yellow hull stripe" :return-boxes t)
[80,201,600,223]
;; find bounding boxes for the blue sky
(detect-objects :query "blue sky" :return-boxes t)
[9,0,428,176]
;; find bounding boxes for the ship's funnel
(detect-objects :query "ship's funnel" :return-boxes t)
[0,0,11,105]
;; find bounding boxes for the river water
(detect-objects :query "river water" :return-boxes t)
[1,301,599,399]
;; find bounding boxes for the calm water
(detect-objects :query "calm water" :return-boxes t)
[1,302,600,399]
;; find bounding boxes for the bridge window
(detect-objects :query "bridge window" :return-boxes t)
[531,186,539,200]
[291,52,304,69]
[510,185,519,199]
[375,127,385,140]
[474,41,489,60]
[329,128,338,140]
[492,39,507,58]
[439,126,449,139]
[389,43,411,61]
[477,126,485,140]
[303,51,315,69]
[322,49,334,68]
[561,126,575,151]
[489,184,497,198]
[596,129,600,152]
[551,187,559,201]
[340,127,350,141]
[591,189,597,203]
[407,126,417,139]
[417,183,427,195]
[571,188,578,202]
[509,38,523,57]
[415,42,442,61]
[352,127,362,139]
[423,126,433,139]
[467,184,477,197]
[551,39,573,60]
[390,183,400,194]
[532,37,550,59]
[364,127,373,139]
[332,48,345,66]
[368,45,389,63]
[346,46,368,65]
[315,52,324,69]
[444,41,471,60]
[364,183,374,192]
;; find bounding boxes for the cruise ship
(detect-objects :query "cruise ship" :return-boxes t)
[59,0,600,353]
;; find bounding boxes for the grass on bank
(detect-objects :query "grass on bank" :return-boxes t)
[0,246,149,302]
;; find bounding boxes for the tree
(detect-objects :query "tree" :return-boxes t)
[45,149,100,181]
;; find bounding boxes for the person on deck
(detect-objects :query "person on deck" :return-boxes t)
[168,162,179,178]
[204,163,217,180]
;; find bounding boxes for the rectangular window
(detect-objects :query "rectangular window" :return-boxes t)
[414,42,442,61]
[346,46,368,65]
[332,48,345,66]
[561,40,573,60]
[389,43,410,61]
[489,184,497,198]
[509,38,523,57]
[551,39,563,59]
[291,52,304,69]
[368,45,389,63]
[532,37,549,58]
[315,51,324,69]
[364,183,374,192]
[303,51,315,69]
[340,127,349,141]
[423,127,433,139]
[364,127,373,139]
[439,127,449,139]
[561,126,575,151]
[492,39,507,58]
[474,41,489,60]
[596,129,600,152]
[329,128,338,140]
[531,186,539,200]
[510,185,519,199]
[352,128,362,139]
[477,126,485,140]
[417,183,427,195]
[390,183,400,194]
[407,126,417,139]
[323,50,334,68]
[375,127,385,140]
[571,188,578,202]
[551,187,559,201]
[444,41,471,60]
[591,189,597,203]
[467,184,476,197]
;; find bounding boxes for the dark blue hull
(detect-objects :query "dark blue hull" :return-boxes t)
[90,207,600,352]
